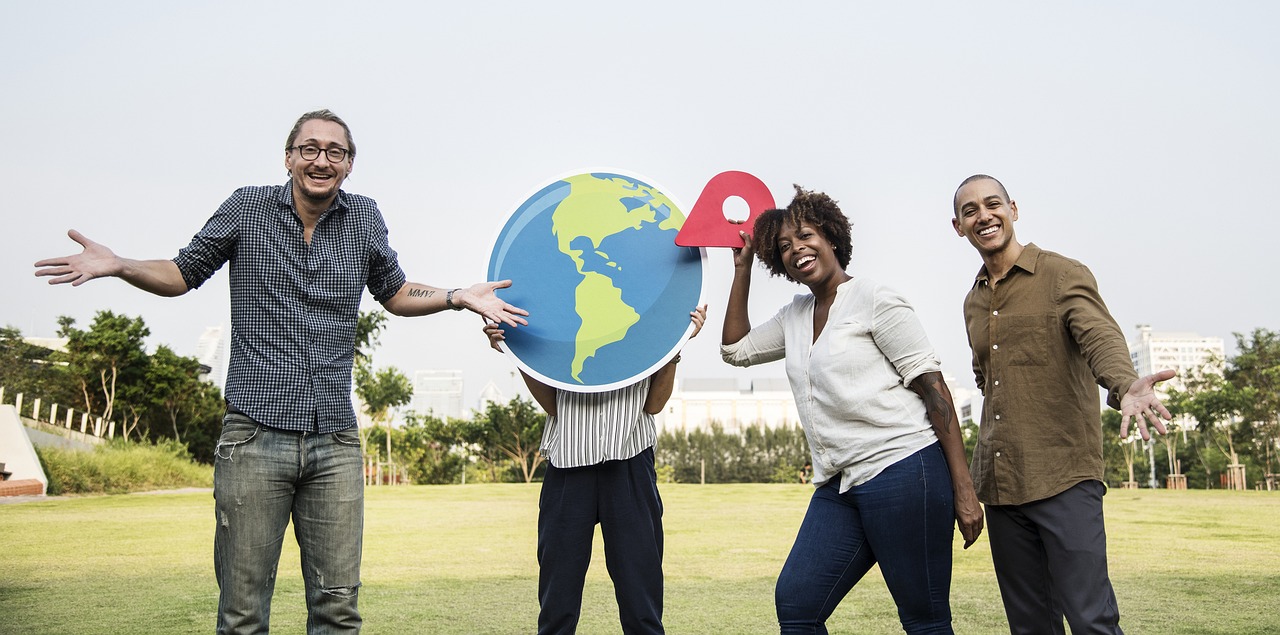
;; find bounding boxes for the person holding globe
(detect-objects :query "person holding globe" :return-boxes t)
[719,186,982,634]
[484,304,705,635]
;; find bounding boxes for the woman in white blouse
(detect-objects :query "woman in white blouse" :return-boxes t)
[721,187,983,635]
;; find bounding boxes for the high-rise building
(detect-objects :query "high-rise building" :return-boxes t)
[410,370,464,420]
[1129,324,1225,392]
[194,326,229,390]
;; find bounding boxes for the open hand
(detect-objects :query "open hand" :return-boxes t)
[34,230,121,285]
[1120,369,1176,440]
[458,280,530,328]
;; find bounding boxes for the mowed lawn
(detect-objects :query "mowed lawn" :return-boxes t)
[1,485,1277,634]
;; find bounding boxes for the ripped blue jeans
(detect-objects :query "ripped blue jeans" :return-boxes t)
[213,415,364,635]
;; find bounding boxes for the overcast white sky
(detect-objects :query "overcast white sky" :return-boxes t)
[5,1,1277,409]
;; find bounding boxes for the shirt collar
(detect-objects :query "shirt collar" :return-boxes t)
[973,242,1042,283]
[279,179,349,217]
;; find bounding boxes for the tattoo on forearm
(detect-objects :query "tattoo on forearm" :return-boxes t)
[407,288,436,298]
[918,374,956,435]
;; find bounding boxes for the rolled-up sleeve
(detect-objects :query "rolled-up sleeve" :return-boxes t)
[871,286,941,387]
[721,308,787,367]
[363,209,406,303]
[173,189,241,290]
[1058,263,1136,409]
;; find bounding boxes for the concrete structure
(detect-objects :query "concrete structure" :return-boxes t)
[194,325,230,389]
[1129,324,1226,392]
[476,380,505,413]
[944,373,983,426]
[1129,325,1228,487]
[410,370,464,420]
[658,378,799,434]
[23,336,68,353]
[0,405,48,496]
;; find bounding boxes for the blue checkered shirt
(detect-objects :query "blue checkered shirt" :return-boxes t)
[173,182,406,433]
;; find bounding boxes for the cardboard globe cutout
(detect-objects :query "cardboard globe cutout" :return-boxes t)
[488,171,706,392]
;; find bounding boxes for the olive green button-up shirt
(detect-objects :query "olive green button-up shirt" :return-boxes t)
[963,243,1137,506]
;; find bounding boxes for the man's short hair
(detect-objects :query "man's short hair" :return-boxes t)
[285,109,356,158]
[953,174,1009,216]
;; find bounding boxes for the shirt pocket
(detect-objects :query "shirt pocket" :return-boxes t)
[1002,314,1050,366]
[825,319,871,356]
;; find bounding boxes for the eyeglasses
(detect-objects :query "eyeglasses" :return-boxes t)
[290,145,350,162]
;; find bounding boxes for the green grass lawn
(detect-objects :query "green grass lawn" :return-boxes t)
[1,485,1277,634]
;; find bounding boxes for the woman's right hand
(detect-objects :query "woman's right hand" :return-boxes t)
[731,230,755,271]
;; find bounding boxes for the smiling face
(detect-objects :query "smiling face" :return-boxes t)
[753,187,853,288]
[953,176,1019,261]
[776,219,844,288]
[285,118,354,208]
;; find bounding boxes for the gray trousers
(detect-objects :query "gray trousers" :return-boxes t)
[986,480,1122,635]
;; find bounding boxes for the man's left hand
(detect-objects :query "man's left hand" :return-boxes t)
[1120,369,1176,440]
[458,280,529,328]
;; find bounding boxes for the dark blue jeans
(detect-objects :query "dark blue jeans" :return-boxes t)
[776,443,955,635]
[213,416,364,635]
[537,448,664,635]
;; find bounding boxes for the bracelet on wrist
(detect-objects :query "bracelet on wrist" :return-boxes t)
[446,288,463,311]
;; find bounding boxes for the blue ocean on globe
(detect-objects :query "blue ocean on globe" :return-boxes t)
[488,171,704,392]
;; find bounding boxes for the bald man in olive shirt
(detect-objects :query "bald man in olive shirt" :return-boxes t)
[952,174,1174,635]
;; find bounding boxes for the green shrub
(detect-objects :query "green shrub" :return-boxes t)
[35,439,213,495]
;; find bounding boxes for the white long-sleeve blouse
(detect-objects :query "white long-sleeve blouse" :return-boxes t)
[721,277,942,492]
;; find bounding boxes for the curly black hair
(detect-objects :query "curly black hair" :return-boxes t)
[752,185,852,282]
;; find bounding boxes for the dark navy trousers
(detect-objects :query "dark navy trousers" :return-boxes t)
[537,448,664,635]
[987,480,1123,634]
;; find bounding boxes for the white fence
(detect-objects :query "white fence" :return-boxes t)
[0,386,115,442]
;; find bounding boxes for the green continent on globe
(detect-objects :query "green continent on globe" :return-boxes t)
[552,173,686,382]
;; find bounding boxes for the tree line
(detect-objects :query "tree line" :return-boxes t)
[2,312,225,462]
[5,312,1276,489]
[1112,328,1280,490]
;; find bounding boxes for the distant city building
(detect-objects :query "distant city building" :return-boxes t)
[662,373,980,435]
[945,374,983,426]
[1129,324,1225,392]
[22,337,68,353]
[659,378,799,434]
[476,380,505,414]
[410,370,464,420]
[194,326,229,389]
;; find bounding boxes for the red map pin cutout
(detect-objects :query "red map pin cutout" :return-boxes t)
[675,171,776,247]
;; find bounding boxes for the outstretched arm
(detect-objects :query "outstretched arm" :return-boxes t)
[1120,369,1176,440]
[383,280,529,327]
[645,304,707,414]
[910,371,984,549]
[34,229,189,297]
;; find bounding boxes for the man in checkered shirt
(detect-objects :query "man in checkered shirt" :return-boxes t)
[35,109,528,634]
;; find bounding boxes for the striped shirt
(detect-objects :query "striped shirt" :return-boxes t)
[172,182,406,433]
[542,378,656,468]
